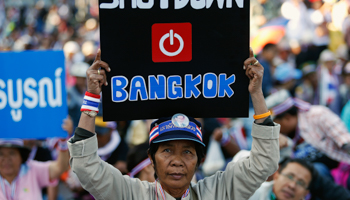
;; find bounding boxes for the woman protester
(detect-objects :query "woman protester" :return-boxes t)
[68,48,280,200]
[0,119,71,200]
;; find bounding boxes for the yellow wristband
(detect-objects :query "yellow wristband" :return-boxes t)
[253,111,271,120]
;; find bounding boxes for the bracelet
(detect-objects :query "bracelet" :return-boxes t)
[57,139,69,151]
[253,111,271,120]
[81,92,101,113]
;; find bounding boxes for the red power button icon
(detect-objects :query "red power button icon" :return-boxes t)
[152,23,192,63]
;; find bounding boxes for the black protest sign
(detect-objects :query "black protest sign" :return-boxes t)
[99,0,250,121]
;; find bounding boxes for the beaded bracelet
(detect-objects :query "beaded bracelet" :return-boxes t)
[57,139,69,151]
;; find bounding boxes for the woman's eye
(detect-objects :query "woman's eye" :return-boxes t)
[164,149,171,153]
[184,150,192,154]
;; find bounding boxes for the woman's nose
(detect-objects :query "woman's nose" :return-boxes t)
[170,155,184,167]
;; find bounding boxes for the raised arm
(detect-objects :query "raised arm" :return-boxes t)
[243,47,269,123]
[196,48,280,200]
[78,49,110,132]
[49,116,73,180]
[67,50,153,200]
[231,47,280,198]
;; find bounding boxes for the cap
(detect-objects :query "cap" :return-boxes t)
[301,63,316,76]
[0,139,31,163]
[319,49,336,62]
[95,116,117,135]
[274,63,302,83]
[70,62,89,77]
[149,113,205,147]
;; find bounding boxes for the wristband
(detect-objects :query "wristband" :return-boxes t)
[253,111,271,120]
[81,92,101,113]
[57,139,69,151]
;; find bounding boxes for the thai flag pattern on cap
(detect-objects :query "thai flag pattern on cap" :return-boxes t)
[149,126,159,143]
[149,120,202,144]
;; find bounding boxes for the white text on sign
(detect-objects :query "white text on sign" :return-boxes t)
[100,0,244,9]
[111,73,236,102]
[0,68,63,122]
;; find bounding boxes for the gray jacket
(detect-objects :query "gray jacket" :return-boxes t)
[68,122,280,200]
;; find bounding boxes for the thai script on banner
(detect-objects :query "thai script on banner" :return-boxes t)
[0,68,63,122]
[0,50,67,139]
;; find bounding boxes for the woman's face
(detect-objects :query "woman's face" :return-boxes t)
[0,147,22,178]
[153,140,197,192]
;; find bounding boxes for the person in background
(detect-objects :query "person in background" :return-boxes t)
[340,61,350,108]
[341,99,350,132]
[266,89,350,179]
[250,159,314,200]
[295,62,319,104]
[249,158,350,200]
[212,124,242,158]
[127,142,155,182]
[258,43,278,96]
[318,49,341,115]
[125,120,151,146]
[335,44,349,75]
[65,115,129,199]
[24,139,57,200]
[273,63,302,95]
[95,116,129,173]
[0,136,70,199]
[67,62,89,128]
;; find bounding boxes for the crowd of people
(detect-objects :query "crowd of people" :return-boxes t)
[1,0,350,199]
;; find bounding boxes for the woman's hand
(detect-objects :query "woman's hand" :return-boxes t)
[86,49,111,95]
[243,47,264,96]
[77,49,110,134]
[243,47,268,123]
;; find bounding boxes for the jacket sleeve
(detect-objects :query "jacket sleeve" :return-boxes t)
[68,135,153,200]
[194,122,280,200]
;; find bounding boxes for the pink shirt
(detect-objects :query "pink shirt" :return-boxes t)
[298,105,350,163]
[0,160,58,200]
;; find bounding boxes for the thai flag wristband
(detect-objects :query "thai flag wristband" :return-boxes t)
[81,92,101,113]
[57,139,69,151]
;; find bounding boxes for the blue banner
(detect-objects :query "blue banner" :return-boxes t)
[0,51,67,139]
